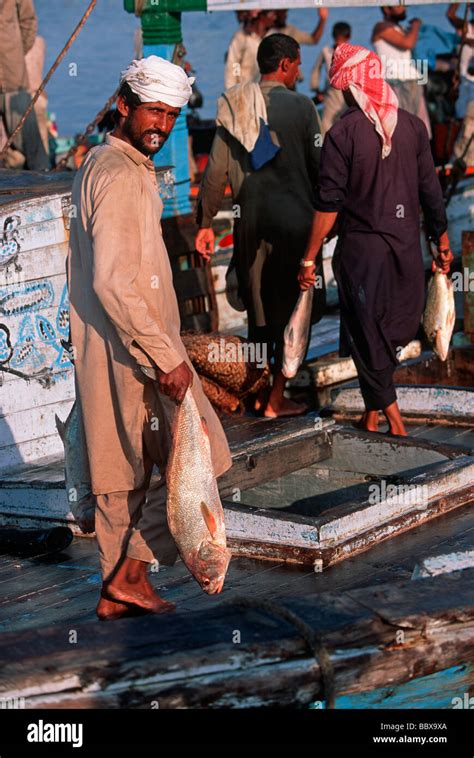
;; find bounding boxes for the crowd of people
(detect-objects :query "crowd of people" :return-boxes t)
[45,0,471,616]
[223,4,473,137]
[65,39,458,614]
[190,4,472,425]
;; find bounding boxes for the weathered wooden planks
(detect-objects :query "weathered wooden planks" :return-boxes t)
[1,489,474,636]
[218,415,333,498]
[1,567,474,708]
[1,419,473,571]
[412,548,474,579]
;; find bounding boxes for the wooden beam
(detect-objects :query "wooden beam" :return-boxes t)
[219,416,333,498]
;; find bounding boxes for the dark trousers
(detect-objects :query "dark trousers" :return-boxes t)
[334,234,423,412]
[0,90,49,171]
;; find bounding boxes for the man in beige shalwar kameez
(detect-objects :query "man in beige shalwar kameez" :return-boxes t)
[67,56,232,621]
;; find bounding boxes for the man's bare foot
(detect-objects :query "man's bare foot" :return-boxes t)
[264,397,308,418]
[103,556,175,614]
[254,386,270,413]
[353,410,379,433]
[383,401,407,437]
[96,595,148,621]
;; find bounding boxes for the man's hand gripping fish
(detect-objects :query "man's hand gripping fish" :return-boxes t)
[167,391,231,594]
[282,288,314,379]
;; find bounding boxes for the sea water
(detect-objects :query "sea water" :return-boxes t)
[35,0,453,136]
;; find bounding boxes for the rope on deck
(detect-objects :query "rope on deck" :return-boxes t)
[231,596,336,709]
[0,0,98,160]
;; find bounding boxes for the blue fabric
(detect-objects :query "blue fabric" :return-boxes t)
[414,24,459,70]
[250,118,280,170]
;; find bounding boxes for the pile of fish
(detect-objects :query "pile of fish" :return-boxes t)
[423,270,456,362]
[166,390,231,594]
[282,287,314,379]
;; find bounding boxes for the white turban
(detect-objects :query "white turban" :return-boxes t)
[120,55,195,108]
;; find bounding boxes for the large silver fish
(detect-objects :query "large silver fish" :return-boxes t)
[166,391,231,594]
[423,270,455,362]
[282,287,314,379]
[55,400,95,533]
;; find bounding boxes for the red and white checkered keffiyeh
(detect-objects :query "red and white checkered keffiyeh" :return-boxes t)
[329,43,399,159]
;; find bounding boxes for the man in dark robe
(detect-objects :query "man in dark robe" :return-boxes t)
[298,43,453,436]
[196,34,325,418]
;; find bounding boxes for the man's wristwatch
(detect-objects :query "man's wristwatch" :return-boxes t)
[300,259,316,267]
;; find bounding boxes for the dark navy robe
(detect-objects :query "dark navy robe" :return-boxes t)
[315,106,448,410]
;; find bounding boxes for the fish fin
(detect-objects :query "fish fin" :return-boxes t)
[55,414,65,441]
[201,501,218,540]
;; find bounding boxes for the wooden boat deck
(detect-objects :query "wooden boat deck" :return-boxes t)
[2,563,474,709]
[1,485,474,636]
[0,421,472,637]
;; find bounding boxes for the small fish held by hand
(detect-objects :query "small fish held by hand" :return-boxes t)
[166,391,231,594]
[423,269,455,362]
[282,287,314,379]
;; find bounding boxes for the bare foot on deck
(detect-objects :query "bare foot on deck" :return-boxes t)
[254,386,270,413]
[96,595,148,621]
[103,556,175,614]
[353,411,379,433]
[264,397,308,418]
[383,401,408,437]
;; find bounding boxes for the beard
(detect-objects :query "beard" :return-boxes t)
[123,119,167,156]
[391,10,407,22]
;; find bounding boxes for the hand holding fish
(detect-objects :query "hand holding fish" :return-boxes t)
[299,210,338,290]
[195,227,215,262]
[432,232,454,274]
[432,249,454,275]
[298,259,317,290]
[155,361,193,404]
